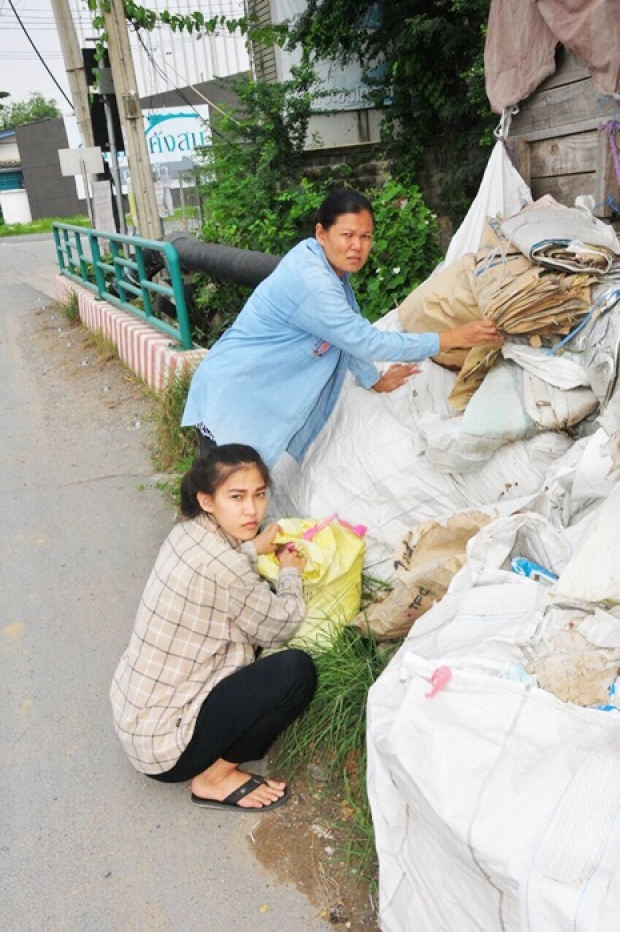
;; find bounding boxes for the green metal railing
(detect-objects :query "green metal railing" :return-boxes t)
[52,223,194,350]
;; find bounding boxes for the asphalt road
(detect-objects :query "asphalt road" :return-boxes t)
[0,234,329,931]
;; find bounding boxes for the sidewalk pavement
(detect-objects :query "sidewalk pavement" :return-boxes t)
[0,235,329,931]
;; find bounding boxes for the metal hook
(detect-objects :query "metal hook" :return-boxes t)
[494,105,520,140]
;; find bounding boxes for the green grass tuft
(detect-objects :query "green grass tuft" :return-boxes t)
[55,292,80,325]
[275,625,401,881]
[151,365,198,473]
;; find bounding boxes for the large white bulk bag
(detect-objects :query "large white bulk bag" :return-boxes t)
[555,481,620,605]
[367,583,620,931]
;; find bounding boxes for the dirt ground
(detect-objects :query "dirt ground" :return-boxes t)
[34,304,154,437]
[254,755,379,928]
[37,303,380,930]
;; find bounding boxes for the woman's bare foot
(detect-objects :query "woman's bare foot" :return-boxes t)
[190,758,287,809]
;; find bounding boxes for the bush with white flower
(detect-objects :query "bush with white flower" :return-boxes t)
[356,179,441,322]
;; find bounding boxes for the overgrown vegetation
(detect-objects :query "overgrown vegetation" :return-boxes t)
[56,292,80,325]
[354,179,441,321]
[190,66,326,345]
[290,0,494,222]
[150,367,197,473]
[83,328,120,363]
[275,626,400,881]
[191,68,441,340]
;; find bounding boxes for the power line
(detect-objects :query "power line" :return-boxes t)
[5,0,73,107]
[135,29,237,149]
[135,26,243,127]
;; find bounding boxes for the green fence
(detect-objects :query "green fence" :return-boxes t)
[52,223,193,350]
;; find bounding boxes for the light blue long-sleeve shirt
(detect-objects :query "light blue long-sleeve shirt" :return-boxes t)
[182,238,440,466]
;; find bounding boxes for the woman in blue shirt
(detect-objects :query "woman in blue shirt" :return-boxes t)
[182,189,502,467]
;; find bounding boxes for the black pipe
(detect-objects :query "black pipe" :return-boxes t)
[167,233,282,288]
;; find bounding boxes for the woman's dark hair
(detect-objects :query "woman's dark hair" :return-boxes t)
[180,444,271,518]
[315,188,374,231]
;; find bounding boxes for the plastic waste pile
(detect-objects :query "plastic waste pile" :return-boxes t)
[270,140,620,930]
[271,151,620,588]
[367,457,620,931]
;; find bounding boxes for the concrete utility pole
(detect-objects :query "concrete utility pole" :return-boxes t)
[49,0,95,148]
[101,0,162,239]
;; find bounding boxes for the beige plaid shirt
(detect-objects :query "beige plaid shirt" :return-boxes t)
[110,512,305,774]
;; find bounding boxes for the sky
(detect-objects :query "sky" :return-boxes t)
[0,0,79,114]
[0,0,250,117]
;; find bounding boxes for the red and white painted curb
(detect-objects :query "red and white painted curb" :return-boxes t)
[56,276,206,391]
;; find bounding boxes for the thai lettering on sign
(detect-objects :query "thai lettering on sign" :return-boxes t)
[143,108,211,164]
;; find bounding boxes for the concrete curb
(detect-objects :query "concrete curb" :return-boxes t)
[55,274,206,391]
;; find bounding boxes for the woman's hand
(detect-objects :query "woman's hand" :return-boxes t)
[372,363,422,393]
[439,319,503,351]
[278,544,307,572]
[253,522,282,556]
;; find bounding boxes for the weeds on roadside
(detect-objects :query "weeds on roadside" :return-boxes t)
[151,366,197,474]
[56,292,80,325]
[275,624,401,881]
[84,330,118,363]
[54,297,119,364]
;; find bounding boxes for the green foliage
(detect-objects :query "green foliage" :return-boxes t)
[190,70,440,340]
[0,93,61,131]
[355,180,441,321]
[198,68,323,251]
[277,626,396,778]
[191,67,329,343]
[151,366,197,472]
[290,0,494,223]
[56,292,80,325]
[87,0,287,49]
[190,278,252,349]
[0,215,90,236]
[275,626,401,878]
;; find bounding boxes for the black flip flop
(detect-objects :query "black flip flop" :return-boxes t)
[191,773,290,812]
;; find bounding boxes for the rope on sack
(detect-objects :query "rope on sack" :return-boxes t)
[547,286,620,354]
[596,118,620,215]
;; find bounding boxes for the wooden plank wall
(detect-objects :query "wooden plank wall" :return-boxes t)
[510,48,619,222]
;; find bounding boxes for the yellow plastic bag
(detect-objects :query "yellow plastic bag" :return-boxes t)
[257,515,366,648]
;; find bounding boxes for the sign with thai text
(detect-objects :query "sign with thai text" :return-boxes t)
[142,108,211,164]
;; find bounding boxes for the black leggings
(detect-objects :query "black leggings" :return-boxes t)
[150,649,317,784]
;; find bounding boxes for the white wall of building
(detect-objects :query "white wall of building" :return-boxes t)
[0,137,21,163]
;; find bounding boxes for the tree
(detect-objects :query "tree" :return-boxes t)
[289,0,493,223]
[0,93,61,131]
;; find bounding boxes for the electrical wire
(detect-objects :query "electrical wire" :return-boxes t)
[5,0,73,108]
[134,26,241,148]
[134,24,243,125]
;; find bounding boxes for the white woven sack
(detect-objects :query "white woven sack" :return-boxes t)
[443,140,532,268]
[555,480,620,604]
[367,585,620,931]
[449,511,573,593]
